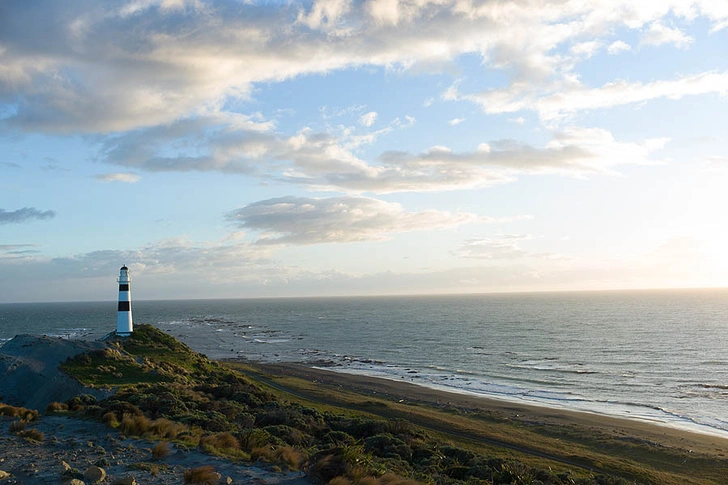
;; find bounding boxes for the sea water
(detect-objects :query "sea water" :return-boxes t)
[2,289,728,438]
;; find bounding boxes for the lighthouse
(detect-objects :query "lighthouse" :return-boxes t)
[116,265,133,336]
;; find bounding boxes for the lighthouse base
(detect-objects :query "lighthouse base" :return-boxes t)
[117,312,133,336]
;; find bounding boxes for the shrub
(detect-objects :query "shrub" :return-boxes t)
[321,430,357,447]
[183,466,220,485]
[265,424,310,446]
[152,441,172,459]
[239,428,274,451]
[378,473,420,485]
[364,433,412,460]
[67,394,97,411]
[307,449,352,484]
[329,477,352,485]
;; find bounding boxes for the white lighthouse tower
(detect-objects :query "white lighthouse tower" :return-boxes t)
[116,265,133,336]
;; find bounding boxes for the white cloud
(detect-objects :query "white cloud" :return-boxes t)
[0,1,726,135]
[448,118,465,126]
[607,40,631,55]
[570,41,601,58]
[457,234,570,260]
[100,118,663,193]
[462,70,728,121]
[359,111,378,127]
[94,172,141,183]
[226,195,478,245]
[640,22,693,49]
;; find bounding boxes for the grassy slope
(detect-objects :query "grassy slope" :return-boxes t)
[226,363,728,485]
[55,325,728,484]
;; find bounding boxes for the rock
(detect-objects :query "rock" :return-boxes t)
[68,480,86,485]
[111,477,137,485]
[83,466,106,483]
[220,476,233,485]
[0,470,12,480]
[58,460,72,473]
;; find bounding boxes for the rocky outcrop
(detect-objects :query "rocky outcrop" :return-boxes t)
[0,335,112,410]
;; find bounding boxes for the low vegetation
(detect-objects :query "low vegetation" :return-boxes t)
[48,324,723,484]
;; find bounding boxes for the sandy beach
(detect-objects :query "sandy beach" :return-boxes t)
[247,362,728,457]
[230,361,728,484]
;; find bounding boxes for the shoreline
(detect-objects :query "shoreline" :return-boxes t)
[242,361,728,459]
[310,365,728,440]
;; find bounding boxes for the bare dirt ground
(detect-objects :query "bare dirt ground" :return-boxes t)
[0,414,309,485]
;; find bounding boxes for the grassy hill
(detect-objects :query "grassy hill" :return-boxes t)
[50,324,725,485]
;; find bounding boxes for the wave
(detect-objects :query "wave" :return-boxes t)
[505,362,599,375]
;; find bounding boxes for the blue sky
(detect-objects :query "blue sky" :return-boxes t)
[2,0,728,302]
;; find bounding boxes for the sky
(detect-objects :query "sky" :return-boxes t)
[2,0,728,303]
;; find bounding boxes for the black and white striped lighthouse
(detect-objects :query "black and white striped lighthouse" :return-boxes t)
[116,265,133,336]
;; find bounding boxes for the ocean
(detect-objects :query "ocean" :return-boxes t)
[2,289,728,438]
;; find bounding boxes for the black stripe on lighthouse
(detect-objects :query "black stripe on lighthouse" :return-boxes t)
[118,301,130,311]
[119,284,129,291]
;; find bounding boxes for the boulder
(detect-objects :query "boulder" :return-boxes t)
[84,466,106,483]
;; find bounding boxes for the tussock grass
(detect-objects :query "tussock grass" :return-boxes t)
[121,414,188,439]
[129,461,169,476]
[9,420,27,433]
[0,404,39,422]
[200,432,240,453]
[45,401,69,413]
[102,411,119,427]
[183,465,220,485]
[274,445,305,470]
[149,417,187,439]
[121,413,152,436]
[152,441,172,459]
[21,428,45,441]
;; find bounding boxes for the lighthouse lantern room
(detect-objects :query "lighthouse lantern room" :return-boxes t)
[116,265,133,336]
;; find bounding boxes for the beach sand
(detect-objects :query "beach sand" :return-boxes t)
[244,362,728,464]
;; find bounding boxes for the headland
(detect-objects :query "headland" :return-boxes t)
[1,325,727,485]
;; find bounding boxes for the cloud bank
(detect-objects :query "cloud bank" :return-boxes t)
[227,195,477,245]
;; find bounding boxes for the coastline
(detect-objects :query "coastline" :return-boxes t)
[313,365,728,441]
[3,328,728,484]
[241,361,728,460]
